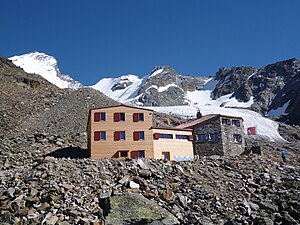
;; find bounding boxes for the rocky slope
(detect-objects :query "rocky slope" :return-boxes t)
[0,56,117,141]
[0,135,299,224]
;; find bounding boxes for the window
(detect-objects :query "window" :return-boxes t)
[162,152,170,160]
[114,113,125,122]
[119,151,128,157]
[233,134,243,143]
[120,131,125,140]
[100,112,106,121]
[196,133,221,141]
[94,131,106,141]
[94,112,106,122]
[114,131,125,141]
[133,113,144,122]
[133,131,145,141]
[196,134,206,141]
[131,150,145,159]
[222,118,231,125]
[159,133,173,139]
[175,134,189,140]
[232,119,241,126]
[120,113,125,121]
[211,133,222,140]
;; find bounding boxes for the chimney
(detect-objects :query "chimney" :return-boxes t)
[196,110,202,119]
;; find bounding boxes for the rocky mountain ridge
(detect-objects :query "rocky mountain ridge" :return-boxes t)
[214,58,300,125]
[92,65,208,106]
[8,52,300,125]
[92,58,300,125]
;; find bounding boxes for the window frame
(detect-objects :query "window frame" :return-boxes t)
[94,112,106,122]
[114,112,125,122]
[159,133,173,139]
[120,131,126,140]
[175,134,189,140]
[100,112,106,121]
[133,131,145,141]
[94,131,106,141]
[233,134,243,143]
[133,113,144,122]
[232,119,241,127]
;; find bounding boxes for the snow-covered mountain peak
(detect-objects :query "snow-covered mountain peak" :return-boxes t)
[149,66,176,78]
[117,74,141,83]
[9,52,82,89]
[91,74,143,101]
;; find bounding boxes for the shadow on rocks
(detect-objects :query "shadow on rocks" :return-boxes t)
[45,146,89,159]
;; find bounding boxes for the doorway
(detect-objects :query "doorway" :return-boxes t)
[162,152,170,160]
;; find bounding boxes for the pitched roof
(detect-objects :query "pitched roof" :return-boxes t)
[176,114,244,129]
[89,104,153,112]
[175,114,219,129]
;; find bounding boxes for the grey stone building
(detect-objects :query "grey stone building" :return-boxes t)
[176,114,245,156]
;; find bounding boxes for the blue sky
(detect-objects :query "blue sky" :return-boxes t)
[1,0,300,85]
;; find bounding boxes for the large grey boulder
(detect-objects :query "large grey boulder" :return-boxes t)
[105,193,179,225]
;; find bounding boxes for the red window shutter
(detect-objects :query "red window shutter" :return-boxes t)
[94,131,100,141]
[133,113,139,122]
[94,112,100,122]
[114,113,120,122]
[247,126,256,135]
[133,131,139,141]
[114,131,120,141]
[188,135,194,141]
[153,133,160,140]
[131,151,139,159]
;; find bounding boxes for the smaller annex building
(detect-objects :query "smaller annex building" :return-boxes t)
[87,105,194,160]
[176,114,245,156]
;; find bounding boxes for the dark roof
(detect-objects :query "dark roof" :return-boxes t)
[175,114,243,129]
[89,104,153,112]
[151,126,193,132]
[176,114,219,129]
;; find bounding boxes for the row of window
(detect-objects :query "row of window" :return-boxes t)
[95,131,194,141]
[196,133,222,141]
[153,133,193,141]
[195,133,243,143]
[94,112,144,122]
[118,150,145,158]
[222,118,241,127]
[94,131,145,141]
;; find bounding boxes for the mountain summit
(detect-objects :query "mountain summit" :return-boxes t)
[9,52,82,89]
[92,66,209,106]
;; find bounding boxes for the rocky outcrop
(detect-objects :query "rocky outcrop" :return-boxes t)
[212,58,300,125]
[131,66,208,106]
[212,66,257,99]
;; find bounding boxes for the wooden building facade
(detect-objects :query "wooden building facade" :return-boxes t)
[87,105,194,160]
